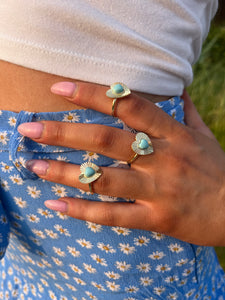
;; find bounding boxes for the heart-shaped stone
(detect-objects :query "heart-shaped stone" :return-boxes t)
[84,167,95,178]
[138,139,149,150]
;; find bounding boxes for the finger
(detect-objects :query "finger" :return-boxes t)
[26,159,150,199]
[44,197,153,230]
[51,81,182,138]
[18,122,139,162]
[182,89,216,140]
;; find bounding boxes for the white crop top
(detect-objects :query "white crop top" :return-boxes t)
[0,0,218,96]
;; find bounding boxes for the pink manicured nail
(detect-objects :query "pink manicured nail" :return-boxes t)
[44,200,68,213]
[26,160,49,175]
[51,82,77,98]
[18,122,43,139]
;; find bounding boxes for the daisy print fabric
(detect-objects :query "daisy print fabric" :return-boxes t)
[0,97,225,299]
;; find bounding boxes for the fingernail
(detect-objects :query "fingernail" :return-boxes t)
[18,122,44,139]
[51,82,77,98]
[44,200,68,213]
[26,160,49,175]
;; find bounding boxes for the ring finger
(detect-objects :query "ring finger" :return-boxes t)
[26,159,150,199]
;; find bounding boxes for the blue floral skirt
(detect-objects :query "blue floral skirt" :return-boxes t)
[0,97,224,299]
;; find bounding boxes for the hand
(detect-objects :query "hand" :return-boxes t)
[18,82,225,246]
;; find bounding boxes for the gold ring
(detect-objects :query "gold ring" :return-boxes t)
[127,132,154,165]
[106,83,131,117]
[79,162,102,194]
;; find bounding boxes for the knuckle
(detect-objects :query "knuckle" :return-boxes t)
[52,122,66,145]
[95,173,111,192]
[99,205,115,226]
[92,128,115,151]
[123,97,146,118]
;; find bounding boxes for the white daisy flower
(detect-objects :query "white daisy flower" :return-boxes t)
[148,251,165,260]
[106,281,120,291]
[136,263,151,273]
[168,243,184,253]
[44,229,59,239]
[54,224,71,236]
[13,197,27,208]
[26,214,40,223]
[151,232,165,240]
[167,292,178,299]
[156,264,171,273]
[104,271,120,280]
[56,155,70,162]
[0,131,9,145]
[37,208,54,218]
[9,175,24,185]
[176,258,188,267]
[125,286,139,293]
[185,289,196,298]
[90,254,108,266]
[111,227,131,236]
[178,279,187,286]
[115,261,131,272]
[85,291,97,300]
[76,238,93,249]
[91,281,106,291]
[53,247,66,257]
[58,270,69,280]
[82,151,99,162]
[0,179,9,191]
[31,229,46,239]
[48,290,57,300]
[0,162,13,173]
[165,275,179,283]
[140,277,154,286]
[98,195,118,202]
[182,268,194,277]
[69,264,83,275]
[133,236,150,247]
[51,184,68,197]
[51,257,63,266]
[65,283,77,291]
[56,211,69,220]
[97,242,116,254]
[83,263,96,274]
[67,246,81,257]
[118,243,135,255]
[73,277,86,286]
[41,259,52,268]
[153,287,166,296]
[86,221,102,233]
[27,186,41,198]
[62,112,80,123]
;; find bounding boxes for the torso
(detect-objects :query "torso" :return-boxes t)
[0,60,170,113]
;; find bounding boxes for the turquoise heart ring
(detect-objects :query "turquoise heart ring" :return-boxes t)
[127,132,154,164]
[79,162,102,194]
[106,83,131,117]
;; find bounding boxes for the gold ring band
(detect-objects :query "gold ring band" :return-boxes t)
[111,98,117,117]
[127,153,139,165]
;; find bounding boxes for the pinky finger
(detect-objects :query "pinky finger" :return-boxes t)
[44,197,152,230]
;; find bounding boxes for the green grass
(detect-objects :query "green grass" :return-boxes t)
[187,22,225,270]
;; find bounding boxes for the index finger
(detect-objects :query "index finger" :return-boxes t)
[51,81,182,138]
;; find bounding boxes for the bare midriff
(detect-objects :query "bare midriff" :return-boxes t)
[0,60,170,113]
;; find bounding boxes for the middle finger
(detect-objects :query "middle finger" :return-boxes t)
[18,121,155,163]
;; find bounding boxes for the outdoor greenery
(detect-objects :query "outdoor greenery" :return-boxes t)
[187,22,225,270]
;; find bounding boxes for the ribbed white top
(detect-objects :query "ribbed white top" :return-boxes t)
[0,0,218,95]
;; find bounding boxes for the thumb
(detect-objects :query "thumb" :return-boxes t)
[182,90,216,140]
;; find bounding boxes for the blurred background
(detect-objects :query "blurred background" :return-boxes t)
[187,0,225,269]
